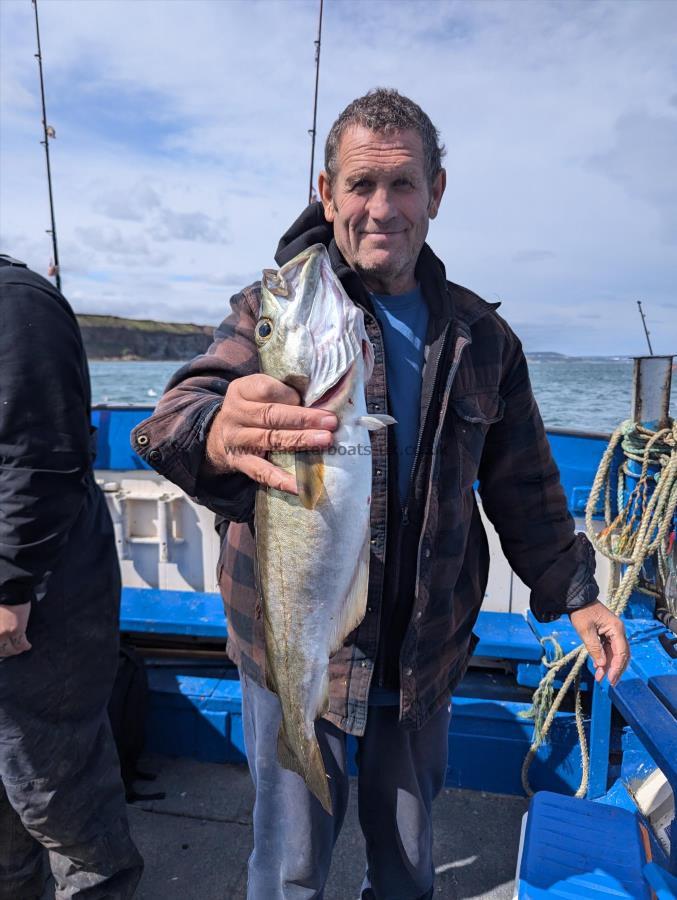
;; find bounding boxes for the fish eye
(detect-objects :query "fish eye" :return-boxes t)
[255,318,274,344]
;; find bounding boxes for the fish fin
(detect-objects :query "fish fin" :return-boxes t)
[356,414,397,431]
[277,724,333,815]
[276,724,304,779]
[328,527,370,657]
[295,451,325,510]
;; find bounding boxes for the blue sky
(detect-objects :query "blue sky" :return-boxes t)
[1,0,676,355]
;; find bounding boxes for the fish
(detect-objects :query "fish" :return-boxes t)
[254,243,393,814]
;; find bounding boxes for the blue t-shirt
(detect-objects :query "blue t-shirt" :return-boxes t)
[370,285,429,507]
[368,284,428,707]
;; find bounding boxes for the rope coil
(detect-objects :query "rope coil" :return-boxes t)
[520,418,677,798]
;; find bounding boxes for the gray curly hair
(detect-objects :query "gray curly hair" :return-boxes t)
[324,88,446,188]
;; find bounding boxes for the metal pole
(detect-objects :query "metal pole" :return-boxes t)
[636,300,653,356]
[32,0,61,292]
[631,355,673,431]
[623,354,674,618]
[307,0,324,206]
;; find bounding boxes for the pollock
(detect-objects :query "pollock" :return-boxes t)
[254,244,392,813]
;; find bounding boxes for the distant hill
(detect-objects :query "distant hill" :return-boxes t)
[76,315,586,363]
[77,314,214,360]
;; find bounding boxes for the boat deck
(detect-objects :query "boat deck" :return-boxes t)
[43,753,528,899]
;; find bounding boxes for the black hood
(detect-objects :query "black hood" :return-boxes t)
[275,202,331,266]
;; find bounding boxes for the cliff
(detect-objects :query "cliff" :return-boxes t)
[77,314,214,360]
[77,315,578,363]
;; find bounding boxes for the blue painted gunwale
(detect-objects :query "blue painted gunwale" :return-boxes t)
[93,406,613,519]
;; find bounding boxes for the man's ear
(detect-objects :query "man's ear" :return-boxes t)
[318,171,335,223]
[428,168,446,219]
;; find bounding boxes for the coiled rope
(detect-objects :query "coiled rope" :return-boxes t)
[520,418,677,798]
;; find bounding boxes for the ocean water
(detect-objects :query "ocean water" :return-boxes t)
[89,357,674,434]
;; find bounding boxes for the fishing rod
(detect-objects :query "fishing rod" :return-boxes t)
[636,300,653,356]
[32,0,61,292]
[307,0,324,206]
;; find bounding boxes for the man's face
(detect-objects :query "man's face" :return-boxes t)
[318,125,446,295]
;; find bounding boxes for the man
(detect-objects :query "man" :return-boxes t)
[0,256,143,898]
[132,89,629,900]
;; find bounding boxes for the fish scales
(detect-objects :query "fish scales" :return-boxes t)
[253,244,391,813]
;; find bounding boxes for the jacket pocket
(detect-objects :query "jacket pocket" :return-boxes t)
[451,392,505,490]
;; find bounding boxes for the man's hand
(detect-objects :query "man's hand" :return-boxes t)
[0,602,32,658]
[203,374,338,494]
[569,601,629,686]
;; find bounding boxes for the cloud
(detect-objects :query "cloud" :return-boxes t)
[76,225,150,257]
[92,180,228,243]
[1,0,676,355]
[588,110,677,241]
[150,209,228,244]
[512,250,557,264]
[93,183,162,221]
[75,225,170,267]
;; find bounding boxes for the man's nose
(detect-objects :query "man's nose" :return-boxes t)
[367,186,397,221]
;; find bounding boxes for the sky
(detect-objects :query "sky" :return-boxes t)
[1,0,676,356]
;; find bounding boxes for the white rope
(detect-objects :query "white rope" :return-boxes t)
[521,419,677,797]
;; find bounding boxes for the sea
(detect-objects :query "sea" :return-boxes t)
[89,357,675,434]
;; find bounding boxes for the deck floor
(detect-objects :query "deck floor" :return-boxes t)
[82,754,527,899]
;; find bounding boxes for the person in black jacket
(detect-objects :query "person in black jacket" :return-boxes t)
[0,256,143,898]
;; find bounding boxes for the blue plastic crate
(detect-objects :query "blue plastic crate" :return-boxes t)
[517,791,650,898]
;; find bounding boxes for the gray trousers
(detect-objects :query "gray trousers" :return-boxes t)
[242,673,451,900]
[0,565,143,899]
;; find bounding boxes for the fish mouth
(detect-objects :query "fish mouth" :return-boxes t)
[308,362,356,411]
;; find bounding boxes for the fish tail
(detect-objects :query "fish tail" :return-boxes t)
[277,723,333,815]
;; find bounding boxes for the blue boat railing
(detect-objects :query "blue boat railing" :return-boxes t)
[92,404,613,518]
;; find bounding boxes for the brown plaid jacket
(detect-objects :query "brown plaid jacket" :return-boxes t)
[132,226,597,736]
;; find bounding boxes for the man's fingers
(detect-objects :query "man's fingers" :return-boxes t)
[237,374,302,407]
[10,634,31,653]
[0,603,32,658]
[0,634,31,657]
[203,375,339,479]
[233,376,338,431]
[235,427,335,454]
[606,646,629,686]
[582,626,607,681]
[569,602,631,686]
[237,455,298,495]
[601,623,630,687]
[240,400,337,433]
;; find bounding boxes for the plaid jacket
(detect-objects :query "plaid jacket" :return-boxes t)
[132,211,597,735]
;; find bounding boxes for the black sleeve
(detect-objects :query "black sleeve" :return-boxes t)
[131,283,261,522]
[0,272,91,605]
[478,326,599,621]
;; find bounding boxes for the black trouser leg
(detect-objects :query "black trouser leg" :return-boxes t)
[0,781,45,900]
[0,560,143,899]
